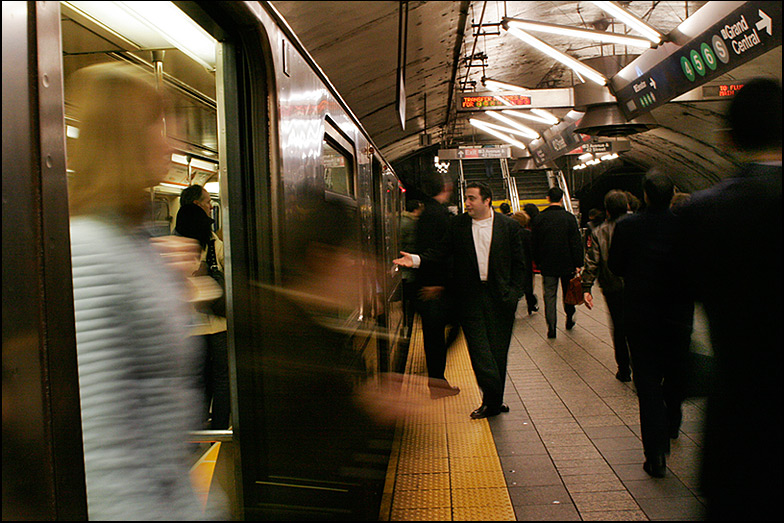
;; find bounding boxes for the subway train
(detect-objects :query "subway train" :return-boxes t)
[3,1,406,520]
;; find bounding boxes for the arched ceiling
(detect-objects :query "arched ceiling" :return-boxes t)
[271,1,781,192]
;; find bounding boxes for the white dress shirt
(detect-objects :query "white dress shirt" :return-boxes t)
[472,213,494,281]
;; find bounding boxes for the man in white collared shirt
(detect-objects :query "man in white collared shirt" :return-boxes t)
[395,182,525,419]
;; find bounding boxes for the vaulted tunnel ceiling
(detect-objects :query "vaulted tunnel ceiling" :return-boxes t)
[271,1,782,193]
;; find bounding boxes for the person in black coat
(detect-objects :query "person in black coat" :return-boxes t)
[609,170,693,479]
[676,78,782,521]
[395,182,525,419]
[413,176,461,398]
[531,187,584,338]
[511,210,538,314]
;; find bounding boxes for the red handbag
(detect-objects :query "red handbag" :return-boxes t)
[564,274,585,306]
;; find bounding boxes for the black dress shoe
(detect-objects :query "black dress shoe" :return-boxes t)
[470,405,502,419]
[547,328,556,339]
[615,371,632,382]
[499,404,510,413]
[528,304,539,315]
[643,454,667,478]
[565,317,576,329]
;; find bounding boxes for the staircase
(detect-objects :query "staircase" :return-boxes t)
[456,159,552,211]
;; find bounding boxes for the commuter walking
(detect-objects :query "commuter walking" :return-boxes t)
[511,210,539,314]
[67,63,223,519]
[413,176,460,398]
[676,78,782,520]
[394,182,524,419]
[400,198,423,344]
[582,190,632,382]
[531,187,584,338]
[609,171,693,478]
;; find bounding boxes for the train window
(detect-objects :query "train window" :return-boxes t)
[323,117,356,201]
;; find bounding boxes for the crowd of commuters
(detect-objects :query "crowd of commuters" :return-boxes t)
[394,78,781,520]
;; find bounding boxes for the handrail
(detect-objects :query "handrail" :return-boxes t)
[188,429,234,443]
[458,159,466,213]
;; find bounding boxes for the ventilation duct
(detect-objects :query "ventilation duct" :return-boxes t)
[573,56,658,137]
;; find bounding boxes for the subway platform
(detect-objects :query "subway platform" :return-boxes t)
[380,282,707,521]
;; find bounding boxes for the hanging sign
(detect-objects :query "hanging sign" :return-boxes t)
[610,1,781,119]
[527,111,591,166]
[437,146,512,160]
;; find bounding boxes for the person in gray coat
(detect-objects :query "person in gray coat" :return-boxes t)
[531,187,584,338]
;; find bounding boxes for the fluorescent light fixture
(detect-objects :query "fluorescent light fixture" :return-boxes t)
[477,118,538,141]
[470,119,528,151]
[204,182,220,194]
[484,78,529,93]
[434,156,439,163]
[190,158,218,172]
[501,109,553,126]
[65,1,217,70]
[600,153,619,161]
[159,181,187,190]
[578,152,594,161]
[506,17,653,49]
[486,111,540,139]
[66,125,80,139]
[588,1,664,44]
[531,109,559,125]
[506,26,607,85]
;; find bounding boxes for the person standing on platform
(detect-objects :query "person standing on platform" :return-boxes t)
[531,187,584,338]
[581,190,632,382]
[676,78,782,521]
[413,176,461,398]
[609,171,693,479]
[394,182,524,419]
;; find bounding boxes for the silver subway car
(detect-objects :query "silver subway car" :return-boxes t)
[2,1,404,519]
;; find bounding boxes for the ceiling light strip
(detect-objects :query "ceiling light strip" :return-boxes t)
[506,26,607,85]
[485,112,540,139]
[501,110,553,125]
[588,1,664,44]
[470,119,528,151]
[506,18,652,48]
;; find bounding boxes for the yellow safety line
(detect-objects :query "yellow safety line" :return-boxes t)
[190,441,221,513]
[380,319,515,521]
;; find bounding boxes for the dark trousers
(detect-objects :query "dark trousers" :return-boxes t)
[401,280,417,342]
[626,321,689,459]
[418,293,450,381]
[542,274,576,330]
[460,285,516,408]
[200,330,230,429]
[604,290,631,374]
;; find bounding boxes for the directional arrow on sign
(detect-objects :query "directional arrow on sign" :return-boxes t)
[756,9,772,36]
[650,77,657,89]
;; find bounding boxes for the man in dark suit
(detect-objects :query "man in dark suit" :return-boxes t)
[676,78,781,520]
[531,187,584,338]
[609,171,693,479]
[394,182,524,419]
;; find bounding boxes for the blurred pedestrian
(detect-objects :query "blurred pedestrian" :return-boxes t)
[511,210,538,314]
[677,78,782,520]
[394,182,524,419]
[609,170,693,478]
[531,187,584,338]
[624,191,641,213]
[669,191,691,214]
[414,175,461,398]
[175,184,230,430]
[581,190,631,382]
[584,207,604,250]
[67,63,221,519]
[400,198,424,344]
[499,202,512,215]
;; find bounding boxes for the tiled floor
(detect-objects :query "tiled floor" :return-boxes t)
[382,275,708,521]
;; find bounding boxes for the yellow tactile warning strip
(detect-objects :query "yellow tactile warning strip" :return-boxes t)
[190,441,221,512]
[379,319,516,521]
